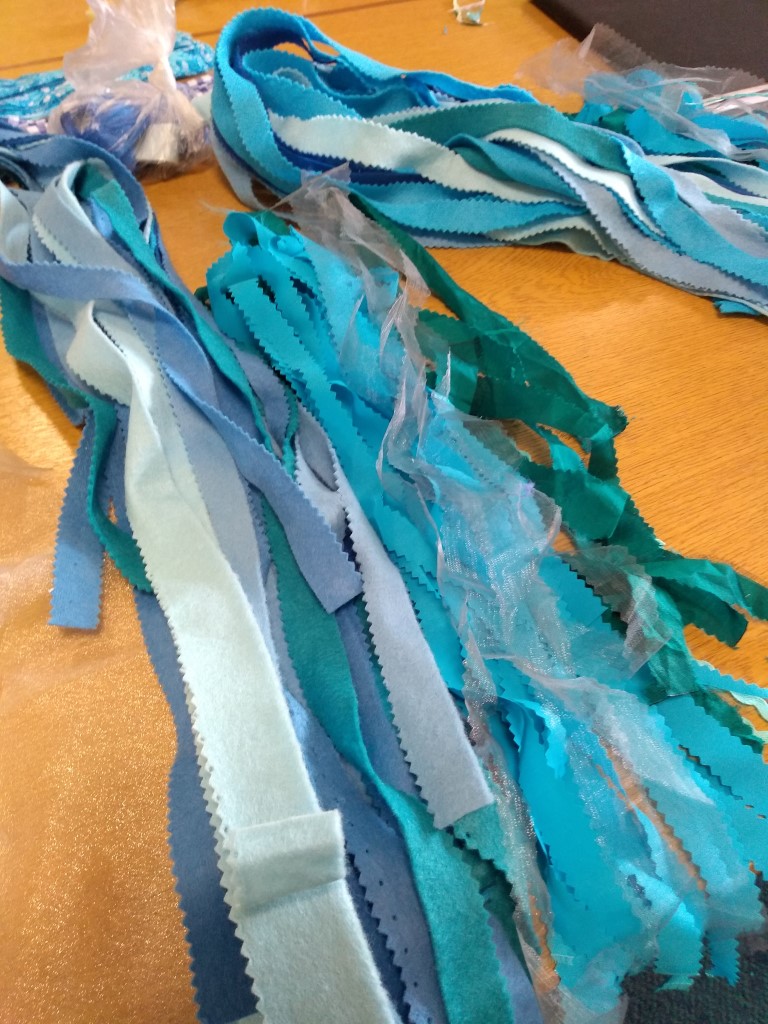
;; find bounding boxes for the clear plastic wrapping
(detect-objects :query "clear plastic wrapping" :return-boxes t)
[48,0,209,174]
[518,24,768,155]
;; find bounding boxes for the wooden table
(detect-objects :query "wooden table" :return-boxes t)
[1,3,766,1020]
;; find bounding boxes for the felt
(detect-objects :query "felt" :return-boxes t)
[228,810,347,912]
[212,9,768,315]
[296,410,493,828]
[200,186,768,1016]
[102,402,255,1021]
[4,125,768,1024]
[0,138,399,1024]
[0,130,531,1024]
[262,502,517,1024]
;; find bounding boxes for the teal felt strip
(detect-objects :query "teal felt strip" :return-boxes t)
[263,506,516,1024]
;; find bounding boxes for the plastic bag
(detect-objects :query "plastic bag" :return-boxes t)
[517,24,768,155]
[48,0,209,174]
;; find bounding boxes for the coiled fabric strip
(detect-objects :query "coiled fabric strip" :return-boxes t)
[212,8,768,316]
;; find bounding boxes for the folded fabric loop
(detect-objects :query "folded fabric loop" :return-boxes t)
[228,810,347,912]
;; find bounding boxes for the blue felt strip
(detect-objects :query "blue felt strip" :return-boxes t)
[136,589,258,1024]
[49,411,104,629]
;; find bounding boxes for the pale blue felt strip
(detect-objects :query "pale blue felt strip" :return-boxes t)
[25,262,258,1020]
[141,333,277,663]
[102,398,258,1024]
[295,412,493,827]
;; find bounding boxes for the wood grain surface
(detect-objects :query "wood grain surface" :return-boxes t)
[1,2,766,1022]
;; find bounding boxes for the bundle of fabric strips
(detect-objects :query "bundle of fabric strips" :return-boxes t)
[2,114,768,1024]
[211,8,768,316]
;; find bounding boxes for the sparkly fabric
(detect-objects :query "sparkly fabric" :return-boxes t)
[0,378,195,1022]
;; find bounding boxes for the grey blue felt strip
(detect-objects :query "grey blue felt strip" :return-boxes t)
[295,409,493,828]
[136,588,258,1024]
